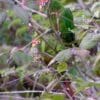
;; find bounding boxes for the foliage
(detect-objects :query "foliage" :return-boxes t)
[0,0,100,100]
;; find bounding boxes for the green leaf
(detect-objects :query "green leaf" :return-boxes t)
[12,51,32,66]
[41,93,65,100]
[0,53,8,69]
[48,49,72,66]
[75,77,100,93]
[57,62,68,73]
[93,53,100,76]
[13,5,29,24]
[16,26,28,37]
[0,12,7,26]
[8,18,22,29]
[80,33,100,49]
[87,82,100,88]
[16,67,26,82]
[41,41,46,52]
[91,2,100,18]
[68,67,78,76]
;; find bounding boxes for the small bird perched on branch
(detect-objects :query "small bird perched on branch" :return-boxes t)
[47,0,63,39]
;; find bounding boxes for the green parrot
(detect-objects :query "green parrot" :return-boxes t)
[47,0,63,39]
[47,0,75,44]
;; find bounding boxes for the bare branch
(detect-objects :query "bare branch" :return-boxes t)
[14,0,47,18]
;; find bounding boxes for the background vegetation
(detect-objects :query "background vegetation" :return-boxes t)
[0,0,100,100]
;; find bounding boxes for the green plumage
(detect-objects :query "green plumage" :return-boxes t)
[48,0,62,32]
[59,8,74,31]
[48,0,75,43]
[48,0,62,12]
[59,8,75,43]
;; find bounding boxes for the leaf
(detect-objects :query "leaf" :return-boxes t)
[0,12,7,26]
[91,2,100,18]
[16,26,28,37]
[8,18,22,29]
[88,82,100,88]
[48,49,72,66]
[13,5,29,24]
[72,48,90,59]
[76,81,100,93]
[16,67,26,82]
[93,53,100,76]
[7,10,15,17]
[56,43,65,51]
[80,33,100,50]
[57,62,68,73]
[75,30,87,41]
[12,51,32,66]
[0,53,8,69]
[26,0,38,9]
[41,40,46,52]
[68,67,78,76]
[41,93,65,100]
[75,78,90,93]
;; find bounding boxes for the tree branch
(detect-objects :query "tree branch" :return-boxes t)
[14,0,47,18]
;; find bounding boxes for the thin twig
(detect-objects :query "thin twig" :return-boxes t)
[21,29,52,50]
[0,74,46,90]
[44,73,66,92]
[77,0,87,9]
[0,95,24,100]
[60,83,74,100]
[0,90,64,95]
[14,0,47,18]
